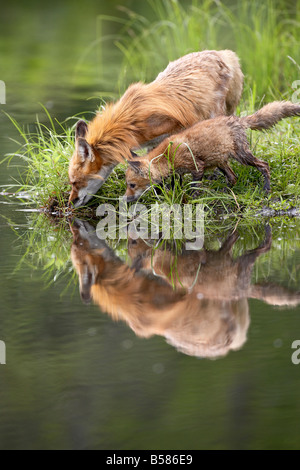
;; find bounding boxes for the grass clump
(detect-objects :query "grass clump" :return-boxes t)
[2,110,74,214]
[2,108,300,219]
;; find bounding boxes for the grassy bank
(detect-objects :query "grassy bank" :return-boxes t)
[2,0,300,218]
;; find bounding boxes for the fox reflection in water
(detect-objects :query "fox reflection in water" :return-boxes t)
[70,220,300,359]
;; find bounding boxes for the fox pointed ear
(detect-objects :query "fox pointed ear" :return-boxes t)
[75,120,88,140]
[128,160,144,175]
[77,137,94,163]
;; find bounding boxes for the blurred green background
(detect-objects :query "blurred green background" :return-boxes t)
[1,0,299,118]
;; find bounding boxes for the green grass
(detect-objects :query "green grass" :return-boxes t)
[2,104,300,221]
[112,0,300,103]
[2,109,74,213]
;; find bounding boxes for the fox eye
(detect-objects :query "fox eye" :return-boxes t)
[129,183,136,189]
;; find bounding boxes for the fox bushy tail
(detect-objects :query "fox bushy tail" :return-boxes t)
[241,101,300,130]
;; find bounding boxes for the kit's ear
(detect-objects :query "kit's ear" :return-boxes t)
[127,160,144,176]
[75,120,88,140]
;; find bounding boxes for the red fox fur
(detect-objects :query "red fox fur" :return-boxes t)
[125,101,300,200]
[68,50,243,207]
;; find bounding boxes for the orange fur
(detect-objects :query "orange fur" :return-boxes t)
[69,50,243,206]
[86,51,243,160]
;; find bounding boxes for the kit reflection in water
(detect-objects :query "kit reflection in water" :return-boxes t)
[70,221,300,359]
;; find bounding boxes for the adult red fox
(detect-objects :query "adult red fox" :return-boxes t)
[68,50,243,207]
[125,101,300,200]
[70,220,300,358]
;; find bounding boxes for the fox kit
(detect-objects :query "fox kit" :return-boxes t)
[125,101,300,201]
[69,50,243,207]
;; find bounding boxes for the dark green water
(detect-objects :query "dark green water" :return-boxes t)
[0,0,300,451]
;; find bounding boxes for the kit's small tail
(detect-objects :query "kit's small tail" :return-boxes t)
[241,101,300,130]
